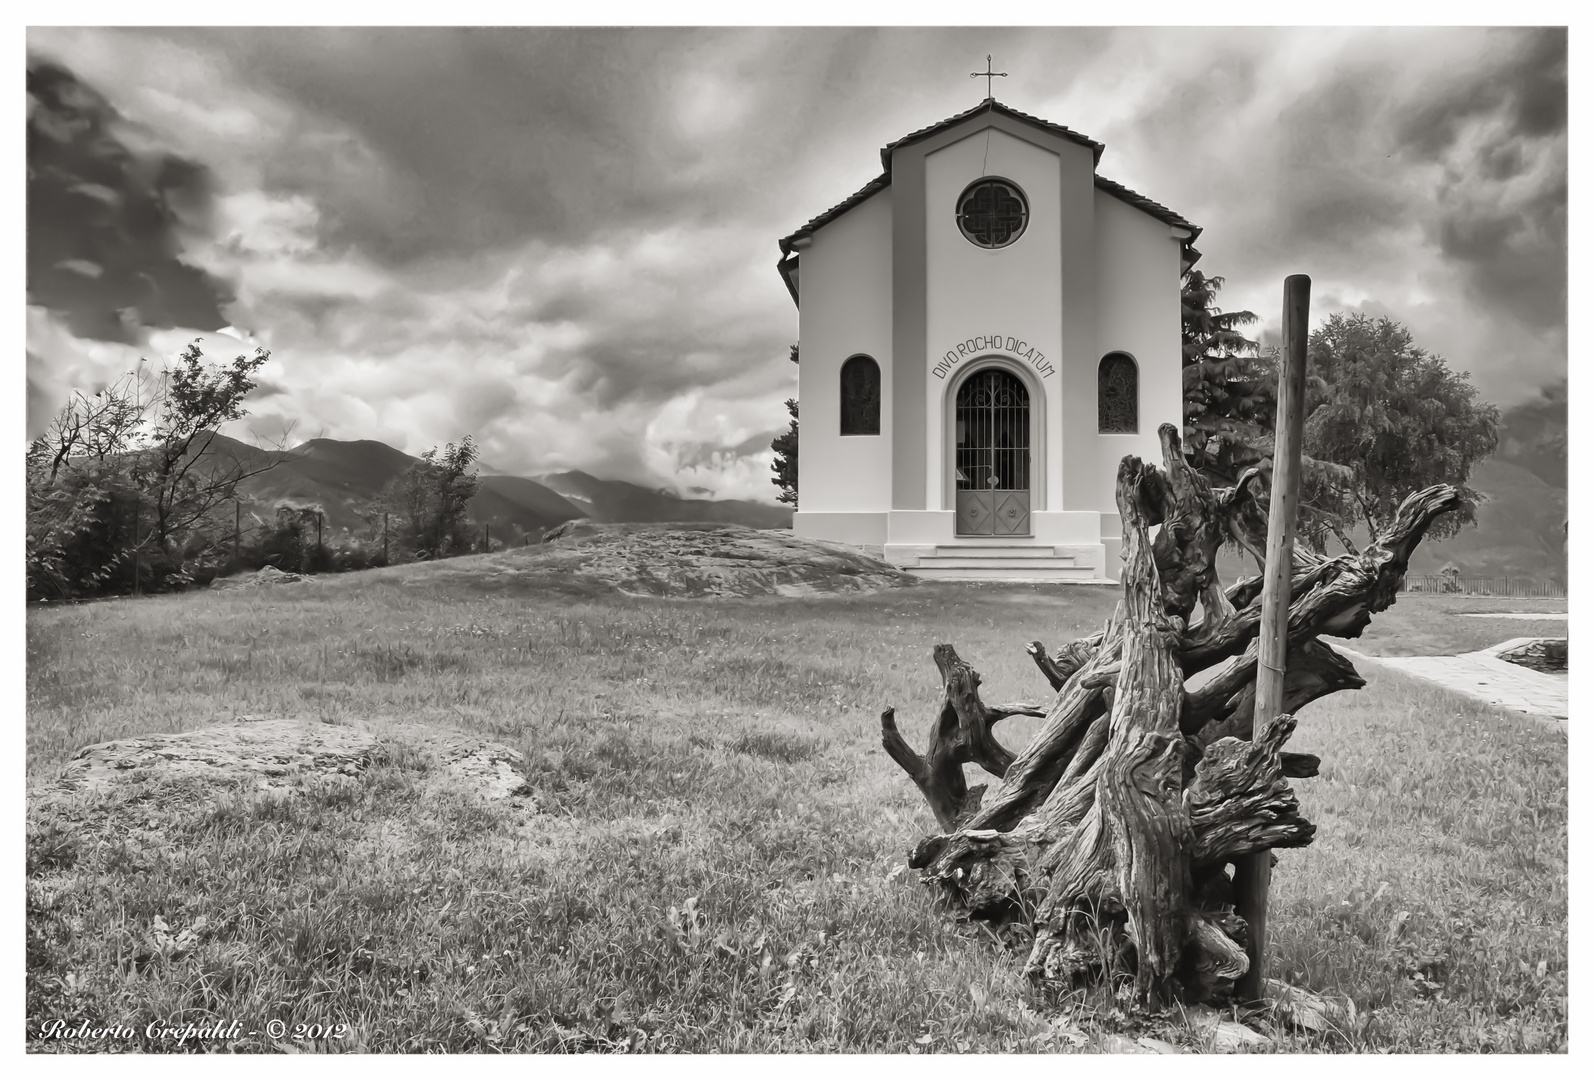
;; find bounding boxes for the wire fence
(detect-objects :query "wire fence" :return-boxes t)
[1398,575,1567,599]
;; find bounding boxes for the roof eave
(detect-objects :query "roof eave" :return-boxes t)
[1092,174,1198,232]
[776,253,799,308]
[777,171,890,252]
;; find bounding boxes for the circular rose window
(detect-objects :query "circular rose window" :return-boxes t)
[956,177,1028,248]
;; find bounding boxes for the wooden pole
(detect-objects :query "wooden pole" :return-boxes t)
[1235,273,1310,1002]
[383,512,389,564]
[234,499,241,562]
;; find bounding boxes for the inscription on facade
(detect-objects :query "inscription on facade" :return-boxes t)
[932,334,1055,380]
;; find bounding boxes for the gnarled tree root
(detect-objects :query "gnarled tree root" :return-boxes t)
[880,643,1045,831]
[880,425,1459,1007]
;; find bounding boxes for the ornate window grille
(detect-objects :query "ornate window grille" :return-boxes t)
[956,369,1030,491]
[956,178,1028,248]
[840,355,881,435]
[1098,353,1138,433]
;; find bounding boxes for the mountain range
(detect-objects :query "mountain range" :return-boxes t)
[216,434,791,541]
[216,384,1563,579]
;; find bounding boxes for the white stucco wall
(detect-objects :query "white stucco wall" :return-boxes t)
[1091,190,1186,513]
[795,188,893,513]
[922,130,1064,516]
[791,113,1186,565]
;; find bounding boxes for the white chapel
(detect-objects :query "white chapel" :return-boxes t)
[777,97,1200,581]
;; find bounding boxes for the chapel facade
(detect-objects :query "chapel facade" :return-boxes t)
[776,98,1200,581]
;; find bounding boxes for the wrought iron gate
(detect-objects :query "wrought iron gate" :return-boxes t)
[954,369,1030,536]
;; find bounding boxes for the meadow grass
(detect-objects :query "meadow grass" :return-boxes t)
[25,564,1567,1052]
[1347,593,1567,657]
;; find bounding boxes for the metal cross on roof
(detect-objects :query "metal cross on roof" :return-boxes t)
[970,55,1007,99]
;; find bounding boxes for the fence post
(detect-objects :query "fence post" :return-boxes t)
[383,512,389,564]
[1237,273,1310,1003]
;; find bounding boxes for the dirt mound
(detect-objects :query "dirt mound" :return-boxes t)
[43,716,533,806]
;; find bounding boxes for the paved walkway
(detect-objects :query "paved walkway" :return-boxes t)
[1334,640,1568,723]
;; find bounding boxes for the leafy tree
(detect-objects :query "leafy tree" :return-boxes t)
[1180,270,1271,485]
[26,341,275,599]
[140,342,273,553]
[1299,313,1498,552]
[770,344,799,506]
[385,436,481,559]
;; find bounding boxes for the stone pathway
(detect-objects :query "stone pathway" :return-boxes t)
[1334,642,1567,723]
[1454,612,1567,620]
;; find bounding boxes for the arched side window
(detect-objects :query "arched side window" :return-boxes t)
[1098,353,1138,434]
[840,355,881,436]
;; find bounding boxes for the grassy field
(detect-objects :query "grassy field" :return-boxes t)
[26,563,1567,1052]
[1348,594,1567,657]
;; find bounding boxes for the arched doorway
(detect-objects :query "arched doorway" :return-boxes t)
[954,368,1031,536]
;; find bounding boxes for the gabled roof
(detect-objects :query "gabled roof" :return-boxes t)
[777,98,1201,257]
[878,97,1105,172]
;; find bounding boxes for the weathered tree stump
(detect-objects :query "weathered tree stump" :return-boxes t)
[881,424,1460,1007]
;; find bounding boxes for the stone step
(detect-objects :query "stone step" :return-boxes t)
[909,565,1106,581]
[916,556,1079,570]
[933,545,1070,559]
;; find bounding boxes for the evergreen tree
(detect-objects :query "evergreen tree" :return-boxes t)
[1181,270,1271,485]
[770,344,798,507]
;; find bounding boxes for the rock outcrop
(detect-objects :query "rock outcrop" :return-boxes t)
[385,521,918,599]
[45,716,532,805]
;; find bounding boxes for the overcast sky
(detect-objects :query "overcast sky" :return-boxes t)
[25,26,1566,502]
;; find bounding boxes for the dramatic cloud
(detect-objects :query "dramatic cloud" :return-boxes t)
[1040,27,1567,400]
[25,27,1566,501]
[26,60,234,344]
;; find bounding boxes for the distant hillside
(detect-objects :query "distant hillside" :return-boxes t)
[535,470,794,530]
[226,438,586,539]
[1405,457,1566,581]
[199,436,789,541]
[471,474,587,543]
[1493,380,1566,489]
[237,438,415,530]
[1405,384,1568,581]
